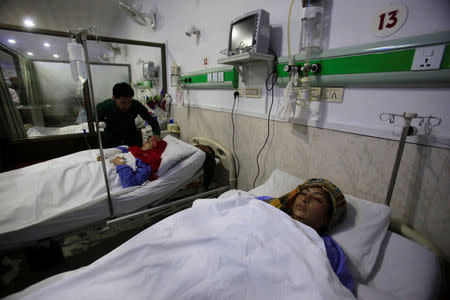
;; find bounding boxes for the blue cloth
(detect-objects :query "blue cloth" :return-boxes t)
[115,158,151,188]
[117,146,128,153]
[321,235,356,296]
[114,147,151,188]
[255,196,273,202]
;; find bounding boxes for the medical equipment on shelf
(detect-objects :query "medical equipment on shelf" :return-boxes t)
[227,9,270,56]
[379,112,442,207]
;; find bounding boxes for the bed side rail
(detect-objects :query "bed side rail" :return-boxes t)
[389,217,443,260]
[191,137,236,189]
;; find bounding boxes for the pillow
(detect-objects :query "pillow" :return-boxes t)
[156,136,197,176]
[248,169,301,197]
[248,169,391,283]
[330,194,391,282]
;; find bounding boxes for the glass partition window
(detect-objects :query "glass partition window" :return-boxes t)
[0,29,90,137]
[86,40,162,105]
[0,28,165,139]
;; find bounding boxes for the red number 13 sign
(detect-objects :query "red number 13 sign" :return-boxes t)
[374,3,408,37]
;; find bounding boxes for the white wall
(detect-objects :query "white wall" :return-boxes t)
[113,0,450,148]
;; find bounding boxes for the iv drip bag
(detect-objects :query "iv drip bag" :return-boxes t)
[301,0,324,54]
[67,40,87,84]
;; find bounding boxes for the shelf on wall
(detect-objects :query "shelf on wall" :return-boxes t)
[217,52,274,65]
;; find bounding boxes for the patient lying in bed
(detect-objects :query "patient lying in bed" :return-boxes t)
[99,137,167,188]
[264,178,355,296]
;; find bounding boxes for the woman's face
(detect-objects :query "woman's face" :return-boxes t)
[291,187,330,231]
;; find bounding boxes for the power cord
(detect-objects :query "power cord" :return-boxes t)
[252,48,279,188]
[231,90,241,186]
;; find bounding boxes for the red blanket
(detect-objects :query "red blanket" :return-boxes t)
[128,140,167,181]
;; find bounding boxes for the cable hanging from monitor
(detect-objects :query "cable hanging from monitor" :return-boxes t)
[252,48,279,188]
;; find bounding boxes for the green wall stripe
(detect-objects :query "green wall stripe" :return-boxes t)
[181,67,238,89]
[277,44,450,78]
[441,45,450,69]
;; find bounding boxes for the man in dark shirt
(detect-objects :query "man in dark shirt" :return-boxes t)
[96,82,161,147]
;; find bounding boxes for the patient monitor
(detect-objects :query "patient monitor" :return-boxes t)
[227,9,270,56]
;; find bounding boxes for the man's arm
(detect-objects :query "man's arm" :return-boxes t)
[135,101,161,136]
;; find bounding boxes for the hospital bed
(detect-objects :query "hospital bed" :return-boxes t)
[3,169,441,299]
[0,136,235,253]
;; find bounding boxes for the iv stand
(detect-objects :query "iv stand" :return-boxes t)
[381,112,441,207]
[69,27,115,218]
[385,113,416,206]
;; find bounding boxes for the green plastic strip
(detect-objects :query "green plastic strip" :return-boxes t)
[277,45,450,78]
[181,66,238,89]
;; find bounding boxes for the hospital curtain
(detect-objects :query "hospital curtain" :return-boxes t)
[0,68,27,138]
[18,56,45,126]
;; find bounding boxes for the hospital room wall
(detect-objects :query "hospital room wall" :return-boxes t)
[111,0,450,259]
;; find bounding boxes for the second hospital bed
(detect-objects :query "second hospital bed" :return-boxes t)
[0,135,235,252]
[3,169,442,299]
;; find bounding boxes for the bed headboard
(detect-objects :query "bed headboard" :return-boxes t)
[191,137,236,189]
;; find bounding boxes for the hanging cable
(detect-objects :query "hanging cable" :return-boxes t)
[231,91,240,186]
[253,49,279,188]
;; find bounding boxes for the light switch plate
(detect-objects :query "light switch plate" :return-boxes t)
[245,88,262,98]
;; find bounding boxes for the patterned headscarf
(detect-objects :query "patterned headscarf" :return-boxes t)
[269,178,346,231]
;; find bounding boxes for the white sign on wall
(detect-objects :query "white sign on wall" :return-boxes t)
[373,2,408,37]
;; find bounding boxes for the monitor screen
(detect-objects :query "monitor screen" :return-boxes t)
[230,15,257,51]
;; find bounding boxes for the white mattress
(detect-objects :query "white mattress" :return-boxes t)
[0,138,205,251]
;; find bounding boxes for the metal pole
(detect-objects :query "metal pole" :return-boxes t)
[385,113,416,206]
[79,30,115,218]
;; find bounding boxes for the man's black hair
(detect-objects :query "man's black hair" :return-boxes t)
[113,82,134,98]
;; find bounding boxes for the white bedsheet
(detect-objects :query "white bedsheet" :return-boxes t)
[6,191,354,300]
[0,138,205,251]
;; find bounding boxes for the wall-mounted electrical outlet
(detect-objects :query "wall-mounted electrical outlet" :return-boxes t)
[245,88,261,98]
[411,45,445,71]
[323,87,344,103]
[295,87,322,101]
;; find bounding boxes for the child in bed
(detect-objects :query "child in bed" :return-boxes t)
[98,137,167,188]
[267,178,356,296]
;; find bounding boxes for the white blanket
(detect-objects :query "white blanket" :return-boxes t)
[12,191,354,299]
[0,150,139,235]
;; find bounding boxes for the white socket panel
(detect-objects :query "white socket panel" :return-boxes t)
[411,45,445,71]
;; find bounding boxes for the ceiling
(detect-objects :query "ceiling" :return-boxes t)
[0,29,127,63]
[0,0,149,63]
[0,0,141,36]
